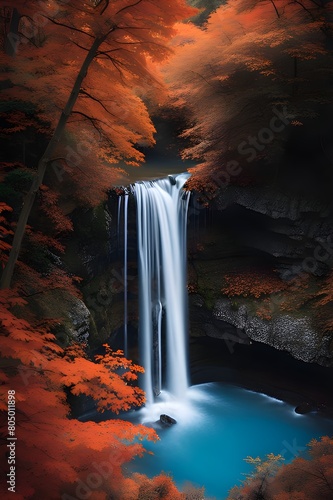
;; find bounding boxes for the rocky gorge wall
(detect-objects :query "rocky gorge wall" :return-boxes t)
[187,183,333,367]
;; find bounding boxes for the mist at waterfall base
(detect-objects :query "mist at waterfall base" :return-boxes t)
[114,174,333,499]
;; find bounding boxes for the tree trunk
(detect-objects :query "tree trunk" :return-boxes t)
[293,56,299,95]
[0,35,105,289]
[5,8,20,56]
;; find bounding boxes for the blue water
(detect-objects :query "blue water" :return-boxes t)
[129,383,333,499]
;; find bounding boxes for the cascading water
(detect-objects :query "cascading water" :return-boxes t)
[134,173,191,406]
[117,192,129,358]
[123,194,129,358]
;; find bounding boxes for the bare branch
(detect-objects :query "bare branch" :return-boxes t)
[17,31,39,47]
[70,111,102,137]
[79,89,118,118]
[100,0,109,15]
[288,0,316,19]
[70,111,113,137]
[269,0,280,18]
[113,39,167,50]
[43,16,94,38]
[96,51,126,81]
[71,39,90,51]
[115,0,144,17]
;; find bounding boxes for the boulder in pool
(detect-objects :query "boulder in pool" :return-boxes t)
[295,402,316,414]
[159,414,177,427]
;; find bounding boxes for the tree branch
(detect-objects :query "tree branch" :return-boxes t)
[288,0,316,19]
[79,88,117,118]
[71,39,90,51]
[43,16,95,38]
[115,0,144,17]
[96,51,126,80]
[70,111,113,139]
[269,0,280,18]
[17,31,39,47]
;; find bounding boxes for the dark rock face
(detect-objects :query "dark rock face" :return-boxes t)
[27,289,90,346]
[187,183,333,367]
[189,294,251,346]
[213,186,333,274]
[159,414,177,427]
[212,298,332,366]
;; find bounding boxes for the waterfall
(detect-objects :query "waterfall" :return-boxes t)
[134,173,191,405]
[117,193,129,357]
[117,195,122,254]
[123,194,129,358]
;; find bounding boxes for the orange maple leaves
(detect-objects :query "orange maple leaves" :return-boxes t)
[229,436,333,500]
[0,290,158,499]
[0,203,13,268]
[165,0,333,188]
[222,270,287,299]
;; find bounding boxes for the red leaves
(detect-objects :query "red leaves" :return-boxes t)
[228,438,333,499]
[165,0,332,187]
[222,270,287,298]
[39,185,73,234]
[60,344,147,414]
[1,0,197,207]
[0,202,13,268]
[0,290,162,498]
[26,228,65,253]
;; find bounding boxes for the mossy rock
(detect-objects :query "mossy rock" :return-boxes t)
[25,288,90,346]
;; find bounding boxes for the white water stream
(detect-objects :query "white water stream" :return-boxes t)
[134,173,191,406]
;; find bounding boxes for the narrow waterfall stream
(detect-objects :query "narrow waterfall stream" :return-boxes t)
[134,173,191,406]
[123,193,129,358]
[117,191,130,358]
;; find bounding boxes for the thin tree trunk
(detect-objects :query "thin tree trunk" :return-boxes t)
[5,8,20,56]
[0,35,106,289]
[293,56,299,95]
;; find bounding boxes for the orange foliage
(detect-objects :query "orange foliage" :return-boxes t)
[0,203,13,267]
[130,473,184,500]
[0,290,161,499]
[39,185,73,233]
[222,270,287,298]
[58,344,146,414]
[228,437,333,499]
[165,0,332,189]
[270,436,333,500]
[314,271,333,332]
[1,0,197,204]
[15,261,82,300]
[316,272,333,307]
[25,227,65,254]
[0,110,50,135]
[256,273,316,320]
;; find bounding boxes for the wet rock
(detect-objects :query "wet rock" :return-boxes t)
[213,298,333,366]
[159,414,177,427]
[295,402,316,414]
[215,186,328,221]
[68,298,90,342]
